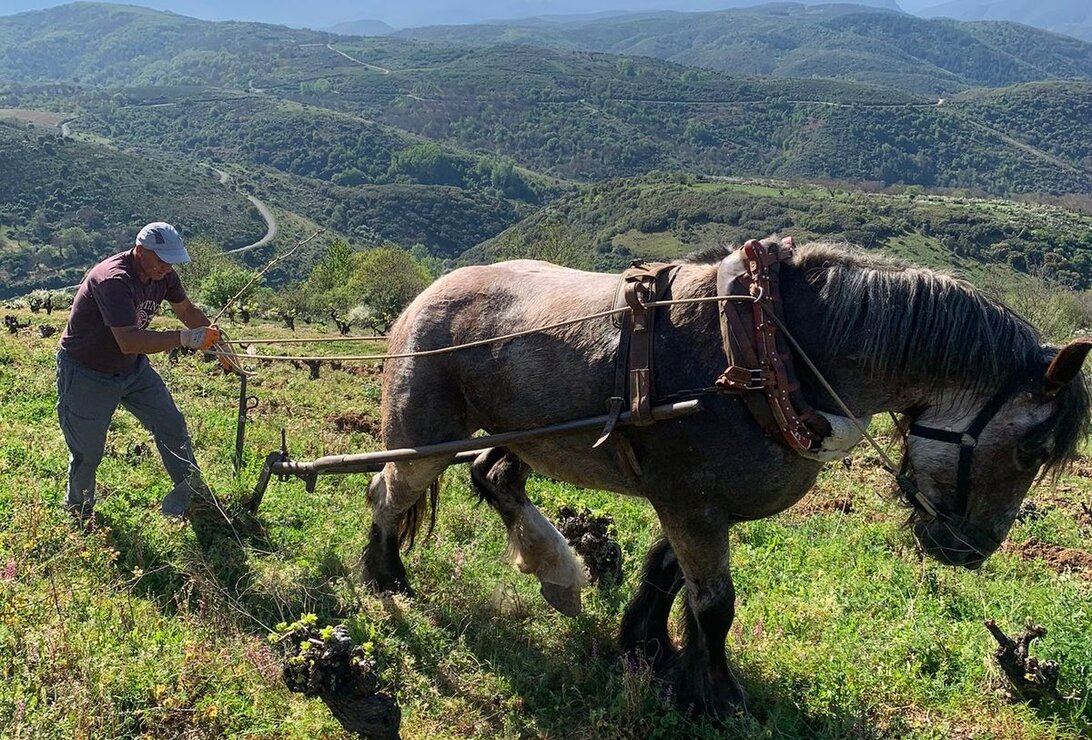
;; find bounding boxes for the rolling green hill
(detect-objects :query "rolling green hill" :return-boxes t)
[0,117,267,297]
[71,90,558,205]
[950,81,1092,170]
[466,175,1092,290]
[395,4,1092,95]
[2,5,1091,196]
[0,2,332,87]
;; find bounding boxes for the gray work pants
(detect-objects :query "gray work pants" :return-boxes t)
[56,350,199,515]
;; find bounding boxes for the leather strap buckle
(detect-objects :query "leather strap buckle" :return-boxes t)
[715,365,765,391]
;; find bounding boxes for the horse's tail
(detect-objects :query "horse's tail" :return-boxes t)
[396,474,442,552]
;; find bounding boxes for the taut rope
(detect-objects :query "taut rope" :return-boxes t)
[211,295,754,364]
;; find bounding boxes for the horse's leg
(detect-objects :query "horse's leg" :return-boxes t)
[470,447,588,616]
[658,515,745,718]
[361,455,453,595]
[619,537,684,671]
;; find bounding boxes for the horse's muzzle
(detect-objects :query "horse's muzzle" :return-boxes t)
[912,517,1001,570]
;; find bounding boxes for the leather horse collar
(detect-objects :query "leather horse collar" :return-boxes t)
[597,238,835,460]
[715,237,831,453]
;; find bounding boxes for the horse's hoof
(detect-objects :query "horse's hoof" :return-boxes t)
[540,582,582,616]
[359,564,415,598]
[668,664,747,719]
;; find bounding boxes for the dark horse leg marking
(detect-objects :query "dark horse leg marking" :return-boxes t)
[620,537,684,670]
[361,457,452,595]
[654,515,745,717]
[470,447,587,616]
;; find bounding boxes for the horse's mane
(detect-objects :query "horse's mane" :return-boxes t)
[684,243,735,265]
[793,243,1040,390]
[800,242,1091,471]
[684,240,1089,470]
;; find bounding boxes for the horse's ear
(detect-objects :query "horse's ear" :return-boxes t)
[1044,338,1092,396]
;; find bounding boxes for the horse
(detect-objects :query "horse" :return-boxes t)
[361,240,1091,716]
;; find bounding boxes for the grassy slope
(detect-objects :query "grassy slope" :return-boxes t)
[1,309,1090,738]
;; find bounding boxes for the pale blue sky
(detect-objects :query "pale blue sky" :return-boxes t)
[1,0,874,28]
[2,0,1088,31]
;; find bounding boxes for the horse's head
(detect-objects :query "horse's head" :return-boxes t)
[903,338,1092,569]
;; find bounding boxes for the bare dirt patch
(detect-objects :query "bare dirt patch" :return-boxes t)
[0,108,64,127]
[798,495,855,515]
[1003,538,1092,580]
[328,410,379,436]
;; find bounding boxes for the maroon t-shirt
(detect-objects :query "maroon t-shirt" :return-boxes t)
[60,249,186,374]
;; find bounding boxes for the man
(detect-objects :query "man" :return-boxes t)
[57,222,220,521]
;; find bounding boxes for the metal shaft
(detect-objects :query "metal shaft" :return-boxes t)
[269,399,702,477]
[234,373,248,476]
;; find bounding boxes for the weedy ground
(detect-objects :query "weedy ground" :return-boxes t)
[1,309,1090,739]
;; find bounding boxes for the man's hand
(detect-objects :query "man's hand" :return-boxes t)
[179,326,221,351]
[212,336,246,375]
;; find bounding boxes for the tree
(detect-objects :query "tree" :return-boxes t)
[199,265,261,315]
[492,220,594,270]
[175,238,232,291]
[304,238,358,315]
[388,143,462,186]
[52,226,91,258]
[346,248,431,333]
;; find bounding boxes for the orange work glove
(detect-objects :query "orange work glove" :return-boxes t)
[179,325,221,351]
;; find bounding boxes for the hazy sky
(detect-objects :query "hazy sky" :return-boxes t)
[0,0,895,29]
[2,0,1089,30]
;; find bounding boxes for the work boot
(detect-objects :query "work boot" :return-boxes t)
[67,503,97,533]
[161,474,211,517]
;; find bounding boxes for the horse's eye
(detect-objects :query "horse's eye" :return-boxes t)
[1014,441,1050,472]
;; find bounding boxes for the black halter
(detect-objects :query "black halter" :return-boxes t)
[901,375,1027,521]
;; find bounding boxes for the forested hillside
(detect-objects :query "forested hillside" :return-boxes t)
[468,175,1092,288]
[0,117,266,297]
[951,81,1092,171]
[2,2,1092,296]
[0,2,332,86]
[396,5,1092,94]
[2,5,1090,197]
[71,90,556,203]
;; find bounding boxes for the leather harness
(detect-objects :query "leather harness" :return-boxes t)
[715,238,830,452]
[595,260,679,448]
[597,238,830,456]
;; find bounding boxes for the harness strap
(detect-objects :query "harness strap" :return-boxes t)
[908,375,1025,518]
[716,238,829,453]
[595,261,678,448]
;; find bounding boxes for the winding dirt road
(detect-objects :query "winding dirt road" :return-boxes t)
[209,166,279,254]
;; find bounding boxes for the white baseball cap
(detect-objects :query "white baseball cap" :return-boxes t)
[136,222,190,264]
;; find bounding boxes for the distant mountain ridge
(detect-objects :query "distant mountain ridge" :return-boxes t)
[3,0,1092,295]
[915,0,1092,41]
[394,4,1092,94]
[2,3,1091,196]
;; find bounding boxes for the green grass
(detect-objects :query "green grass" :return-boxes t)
[1,310,1091,738]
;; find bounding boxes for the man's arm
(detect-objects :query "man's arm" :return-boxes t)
[170,297,212,330]
[109,299,213,355]
[110,325,184,355]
